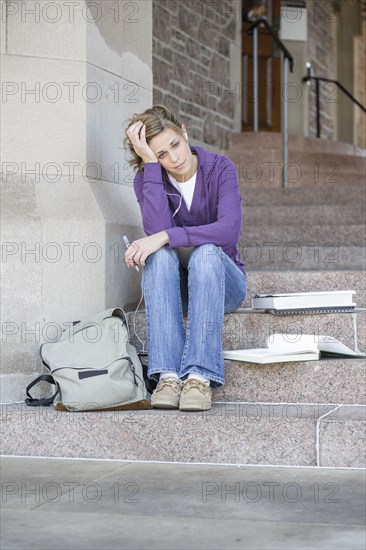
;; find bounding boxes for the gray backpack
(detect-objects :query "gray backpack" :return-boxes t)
[25,308,150,411]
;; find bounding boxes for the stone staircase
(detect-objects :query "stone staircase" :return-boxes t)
[2,134,365,468]
[232,133,366,272]
[240,185,366,270]
[227,133,366,188]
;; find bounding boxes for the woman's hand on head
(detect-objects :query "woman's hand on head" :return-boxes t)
[126,121,158,164]
[124,231,169,268]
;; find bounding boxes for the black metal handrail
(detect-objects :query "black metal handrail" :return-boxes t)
[247,17,294,73]
[303,66,366,138]
[246,17,294,188]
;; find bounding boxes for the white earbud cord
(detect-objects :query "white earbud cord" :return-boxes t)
[130,290,146,353]
[165,190,183,218]
[129,189,183,353]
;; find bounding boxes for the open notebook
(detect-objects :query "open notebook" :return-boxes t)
[223,333,365,364]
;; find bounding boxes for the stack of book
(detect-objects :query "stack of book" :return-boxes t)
[251,290,356,315]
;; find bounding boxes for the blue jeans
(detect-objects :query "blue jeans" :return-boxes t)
[141,244,247,387]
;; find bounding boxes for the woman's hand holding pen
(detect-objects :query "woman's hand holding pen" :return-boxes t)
[126,121,158,164]
[124,231,169,268]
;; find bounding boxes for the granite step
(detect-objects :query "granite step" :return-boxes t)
[1,403,364,468]
[221,311,366,351]
[241,224,366,246]
[318,405,366,467]
[128,310,366,358]
[227,132,366,157]
[239,244,366,271]
[228,150,366,172]
[214,357,366,405]
[227,133,366,188]
[243,204,365,225]
[240,184,366,206]
[236,171,365,188]
[230,157,366,186]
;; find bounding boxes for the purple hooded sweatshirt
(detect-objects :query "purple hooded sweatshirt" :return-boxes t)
[133,145,246,277]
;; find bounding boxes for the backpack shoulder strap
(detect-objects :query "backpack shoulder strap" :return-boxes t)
[25,374,60,407]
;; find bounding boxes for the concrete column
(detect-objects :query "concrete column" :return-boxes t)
[0,0,153,402]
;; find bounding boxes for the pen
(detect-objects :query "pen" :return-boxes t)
[123,235,140,272]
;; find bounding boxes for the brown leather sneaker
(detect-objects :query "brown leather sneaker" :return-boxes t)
[179,378,212,411]
[151,377,182,409]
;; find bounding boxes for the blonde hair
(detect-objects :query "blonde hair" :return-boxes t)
[125,105,186,172]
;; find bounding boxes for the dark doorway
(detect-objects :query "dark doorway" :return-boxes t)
[241,0,282,132]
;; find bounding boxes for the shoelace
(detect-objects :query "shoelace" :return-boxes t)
[156,378,181,392]
[182,379,210,395]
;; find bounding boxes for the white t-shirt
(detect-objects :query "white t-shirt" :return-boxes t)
[168,172,197,212]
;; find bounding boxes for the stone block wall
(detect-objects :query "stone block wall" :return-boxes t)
[152,0,241,150]
[306,0,338,140]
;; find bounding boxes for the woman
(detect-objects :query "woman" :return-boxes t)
[124,105,246,411]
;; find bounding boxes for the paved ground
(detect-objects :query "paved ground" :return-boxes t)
[1,456,365,550]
